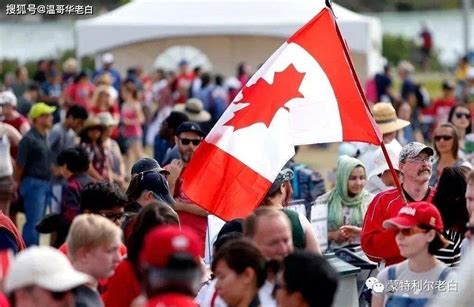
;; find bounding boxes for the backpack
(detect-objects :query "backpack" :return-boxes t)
[289,162,326,209]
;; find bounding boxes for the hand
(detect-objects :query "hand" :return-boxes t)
[340,225,362,239]
[329,230,347,244]
[167,159,183,183]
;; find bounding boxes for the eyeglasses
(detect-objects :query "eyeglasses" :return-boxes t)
[455,112,470,119]
[434,135,454,142]
[179,138,202,146]
[99,211,125,223]
[406,156,434,163]
[394,227,428,237]
[50,289,72,300]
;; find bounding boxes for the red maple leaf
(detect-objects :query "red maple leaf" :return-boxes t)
[224,64,305,131]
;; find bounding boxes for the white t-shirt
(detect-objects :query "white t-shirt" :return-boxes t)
[195,279,277,307]
[374,259,453,305]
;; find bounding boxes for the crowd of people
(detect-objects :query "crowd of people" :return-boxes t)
[1,51,474,307]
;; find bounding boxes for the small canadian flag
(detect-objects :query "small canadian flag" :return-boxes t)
[182,7,382,221]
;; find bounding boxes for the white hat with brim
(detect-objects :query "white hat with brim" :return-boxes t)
[97,112,119,127]
[174,98,211,123]
[4,246,92,294]
[369,145,401,180]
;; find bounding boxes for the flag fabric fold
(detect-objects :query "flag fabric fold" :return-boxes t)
[182,7,382,221]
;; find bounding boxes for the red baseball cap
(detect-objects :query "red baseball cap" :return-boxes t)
[140,225,202,268]
[383,201,444,233]
[147,293,197,307]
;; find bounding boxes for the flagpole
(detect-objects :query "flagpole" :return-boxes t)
[328,4,407,204]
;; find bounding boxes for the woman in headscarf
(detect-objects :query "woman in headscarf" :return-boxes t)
[315,155,374,250]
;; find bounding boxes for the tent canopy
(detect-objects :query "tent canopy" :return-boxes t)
[76,0,382,78]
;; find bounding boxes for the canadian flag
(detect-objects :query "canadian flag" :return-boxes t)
[182,7,381,221]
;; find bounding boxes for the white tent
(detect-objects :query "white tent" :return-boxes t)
[76,0,382,83]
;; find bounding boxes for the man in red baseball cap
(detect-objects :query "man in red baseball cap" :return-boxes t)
[140,225,203,307]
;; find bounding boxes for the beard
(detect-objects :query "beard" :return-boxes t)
[181,150,194,163]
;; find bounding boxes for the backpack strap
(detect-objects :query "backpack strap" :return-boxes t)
[291,164,306,199]
[388,266,397,281]
[437,267,452,282]
[433,266,452,295]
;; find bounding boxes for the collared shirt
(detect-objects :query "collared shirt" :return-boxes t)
[16,127,52,180]
[48,123,77,165]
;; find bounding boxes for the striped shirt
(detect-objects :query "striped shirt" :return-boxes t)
[435,229,463,267]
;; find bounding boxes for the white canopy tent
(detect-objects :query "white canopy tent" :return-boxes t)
[76,0,382,83]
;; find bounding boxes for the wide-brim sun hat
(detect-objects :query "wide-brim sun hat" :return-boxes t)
[373,102,410,134]
[80,116,107,133]
[174,98,211,123]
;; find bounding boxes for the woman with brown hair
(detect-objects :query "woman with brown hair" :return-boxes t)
[430,123,471,187]
[212,239,267,307]
[372,202,452,307]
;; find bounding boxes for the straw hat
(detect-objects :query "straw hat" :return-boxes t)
[174,98,211,123]
[80,116,107,133]
[96,112,119,127]
[372,102,410,134]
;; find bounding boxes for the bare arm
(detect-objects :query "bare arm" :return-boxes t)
[14,165,24,183]
[371,294,384,307]
[301,216,321,254]
[19,122,30,135]
[4,123,22,146]
[174,201,208,216]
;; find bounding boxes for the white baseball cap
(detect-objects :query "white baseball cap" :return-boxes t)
[102,53,114,64]
[0,91,17,107]
[4,246,92,294]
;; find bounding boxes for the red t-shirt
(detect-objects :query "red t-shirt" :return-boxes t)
[173,170,207,257]
[64,82,95,109]
[102,260,140,307]
[3,116,28,134]
[147,293,197,307]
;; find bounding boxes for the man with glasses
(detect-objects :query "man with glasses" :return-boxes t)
[361,142,436,267]
[58,182,128,258]
[4,246,92,307]
[165,121,208,256]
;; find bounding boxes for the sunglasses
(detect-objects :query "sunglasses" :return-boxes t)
[394,227,428,237]
[455,112,470,119]
[179,138,202,146]
[434,135,453,142]
[99,211,125,223]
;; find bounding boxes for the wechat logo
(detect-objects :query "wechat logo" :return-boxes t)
[365,277,385,293]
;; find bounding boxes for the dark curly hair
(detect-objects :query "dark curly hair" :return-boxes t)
[80,182,128,213]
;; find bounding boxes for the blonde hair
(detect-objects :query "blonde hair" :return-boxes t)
[91,85,113,109]
[95,73,112,86]
[66,214,122,259]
